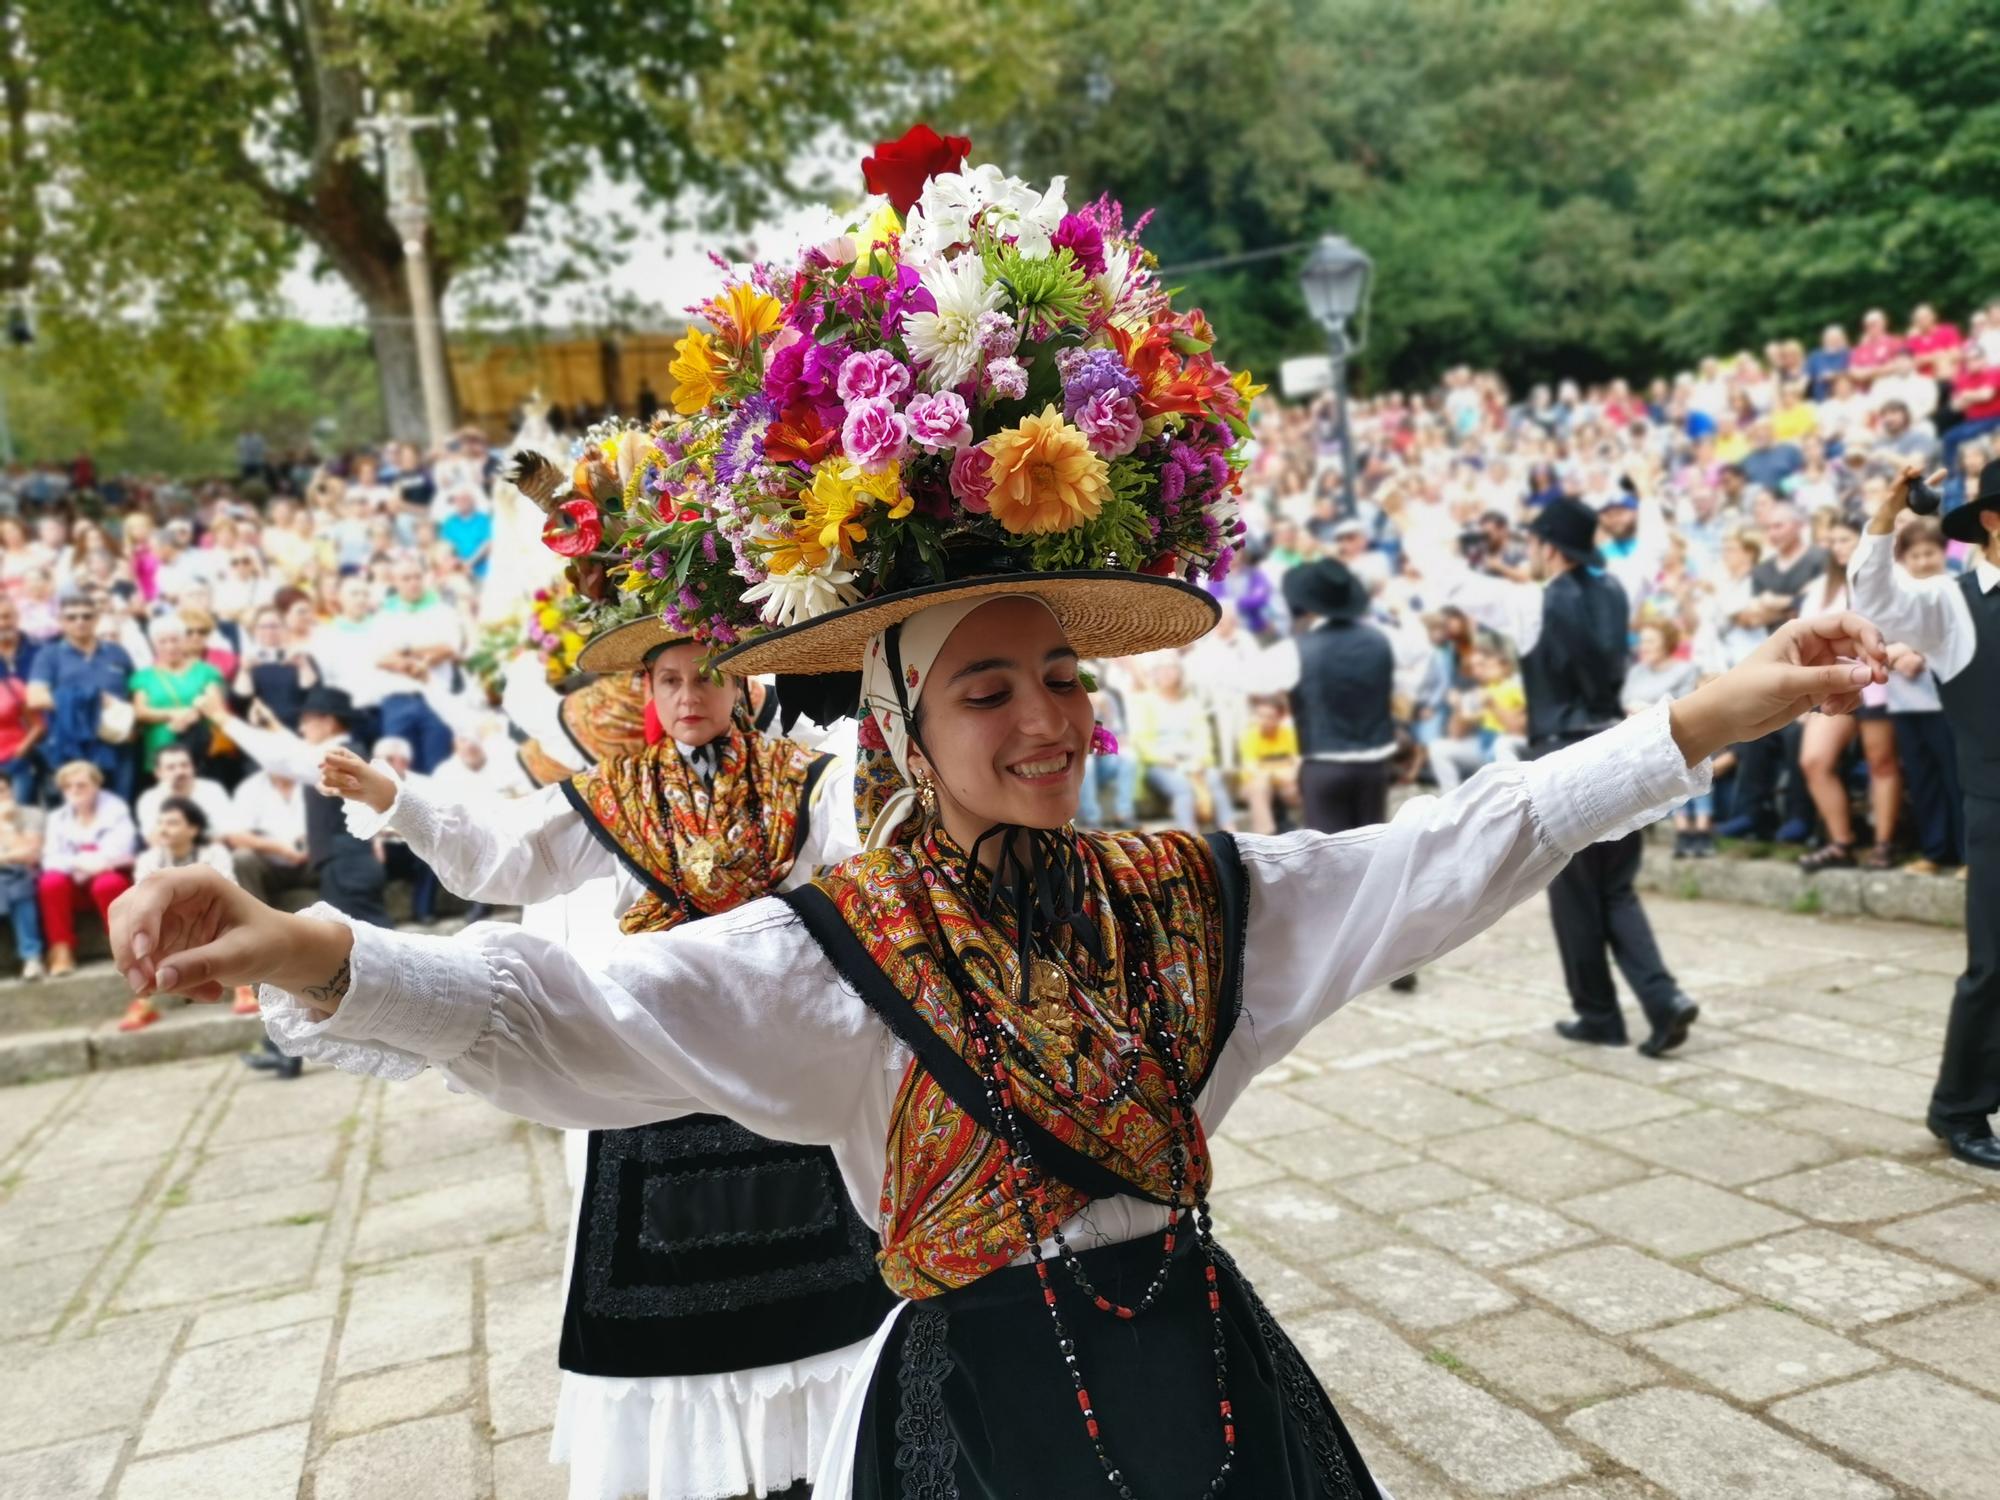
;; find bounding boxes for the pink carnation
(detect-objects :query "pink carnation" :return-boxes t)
[905,391,971,451]
[950,445,995,513]
[835,348,913,405]
[841,396,908,473]
[1073,390,1144,459]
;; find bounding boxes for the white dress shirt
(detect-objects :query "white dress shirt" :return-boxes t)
[229,770,308,853]
[1849,531,2000,685]
[261,703,1707,1500]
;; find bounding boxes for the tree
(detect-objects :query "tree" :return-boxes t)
[15,0,963,441]
[1642,0,2000,362]
[947,0,1700,390]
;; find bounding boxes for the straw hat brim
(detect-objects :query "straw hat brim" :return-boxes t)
[573,616,695,674]
[711,572,1220,677]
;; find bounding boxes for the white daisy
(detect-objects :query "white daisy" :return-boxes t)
[902,252,1006,392]
[739,555,861,628]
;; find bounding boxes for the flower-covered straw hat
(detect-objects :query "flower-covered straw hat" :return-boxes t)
[521,125,1263,693]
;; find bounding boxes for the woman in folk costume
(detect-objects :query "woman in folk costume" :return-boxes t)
[113,132,1890,1498]
[324,611,890,1500]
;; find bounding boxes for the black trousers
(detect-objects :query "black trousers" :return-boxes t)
[1299,759,1392,835]
[314,850,391,929]
[1894,713,1964,864]
[1547,829,1682,1033]
[1729,720,1810,834]
[1934,793,2000,1125]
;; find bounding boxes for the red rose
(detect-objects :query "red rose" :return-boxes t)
[542,496,603,558]
[862,123,971,216]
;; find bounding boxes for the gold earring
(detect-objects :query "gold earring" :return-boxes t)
[914,768,938,817]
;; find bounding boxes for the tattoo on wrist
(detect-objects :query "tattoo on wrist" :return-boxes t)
[303,957,352,1009]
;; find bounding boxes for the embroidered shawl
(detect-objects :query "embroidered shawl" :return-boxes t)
[806,827,1235,1299]
[564,729,825,935]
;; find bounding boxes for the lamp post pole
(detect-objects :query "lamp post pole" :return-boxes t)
[362,97,453,448]
[1297,234,1373,524]
[1327,320,1356,519]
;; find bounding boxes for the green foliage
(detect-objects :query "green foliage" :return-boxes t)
[1030,489,1152,571]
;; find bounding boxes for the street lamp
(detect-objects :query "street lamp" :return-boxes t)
[1299,234,1373,518]
[361,94,454,448]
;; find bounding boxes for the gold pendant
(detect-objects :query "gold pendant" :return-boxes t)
[1030,959,1077,1036]
[681,839,718,885]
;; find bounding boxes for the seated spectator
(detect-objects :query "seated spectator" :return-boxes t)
[372,557,462,772]
[129,615,224,778]
[438,486,494,581]
[1905,302,1963,377]
[1075,671,1138,829]
[231,603,318,732]
[1623,621,1711,855]
[1129,655,1236,832]
[135,743,233,834]
[1870,355,1938,431]
[37,759,135,980]
[368,735,439,924]
[1848,307,1904,385]
[1739,417,1804,493]
[134,794,237,884]
[0,777,45,978]
[27,592,136,803]
[0,596,43,804]
[1427,638,1526,791]
[1884,519,1962,874]
[222,763,310,907]
[179,605,239,679]
[1237,696,1302,836]
[1876,399,1942,470]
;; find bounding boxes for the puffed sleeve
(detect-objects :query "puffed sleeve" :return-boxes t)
[350,778,619,905]
[1202,699,1708,1114]
[258,896,884,1146]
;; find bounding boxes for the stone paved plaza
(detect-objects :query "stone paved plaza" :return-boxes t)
[1,891,1995,1499]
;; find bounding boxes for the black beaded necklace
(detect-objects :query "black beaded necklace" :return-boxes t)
[933,824,1236,1499]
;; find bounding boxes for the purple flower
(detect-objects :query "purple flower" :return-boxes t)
[715,394,776,485]
[836,348,913,405]
[1051,213,1107,278]
[1057,347,1139,420]
[1073,390,1143,459]
[766,336,846,410]
[985,355,1029,402]
[905,391,971,451]
[1159,460,1188,510]
[841,396,909,473]
[976,310,1019,357]
[950,446,994,513]
[701,531,718,563]
[1089,722,1119,756]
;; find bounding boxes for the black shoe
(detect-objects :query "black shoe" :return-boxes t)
[1927,1117,2000,1170]
[241,1046,304,1079]
[1638,995,1700,1058]
[462,902,494,924]
[1672,832,1690,860]
[1388,974,1418,993]
[1556,1018,1628,1047]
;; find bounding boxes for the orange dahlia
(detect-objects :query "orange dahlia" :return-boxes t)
[981,405,1109,536]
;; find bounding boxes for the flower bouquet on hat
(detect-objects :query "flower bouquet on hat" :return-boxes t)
[569,123,1263,680]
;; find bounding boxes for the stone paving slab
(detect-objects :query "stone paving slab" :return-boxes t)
[0,892,1994,1500]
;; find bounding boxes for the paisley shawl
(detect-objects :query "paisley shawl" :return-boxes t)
[804,826,1236,1299]
[563,729,826,934]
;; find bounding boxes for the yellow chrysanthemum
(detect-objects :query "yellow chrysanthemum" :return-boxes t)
[982,406,1109,536]
[709,283,782,350]
[669,327,723,414]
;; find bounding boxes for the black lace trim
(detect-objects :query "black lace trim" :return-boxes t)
[893,1305,960,1500]
[636,1156,843,1253]
[1212,1244,1368,1500]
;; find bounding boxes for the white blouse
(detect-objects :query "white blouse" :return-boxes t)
[268,701,1705,1226]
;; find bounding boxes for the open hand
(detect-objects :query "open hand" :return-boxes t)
[320,745,398,813]
[1670,612,1888,764]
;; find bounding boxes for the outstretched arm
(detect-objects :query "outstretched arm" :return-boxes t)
[321,746,616,904]
[1852,464,1970,678]
[107,869,880,1143]
[1212,613,1889,1097]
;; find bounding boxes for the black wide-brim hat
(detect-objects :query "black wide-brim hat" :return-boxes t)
[300,686,360,725]
[1528,496,1605,568]
[1943,466,2000,545]
[711,571,1220,678]
[1283,559,1369,623]
[574,616,696,673]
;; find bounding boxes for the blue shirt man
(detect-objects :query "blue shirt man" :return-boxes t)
[28,598,135,798]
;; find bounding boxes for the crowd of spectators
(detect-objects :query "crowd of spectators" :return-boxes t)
[2,297,1994,993]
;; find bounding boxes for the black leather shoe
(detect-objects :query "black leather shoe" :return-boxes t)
[1389,974,1418,993]
[1928,1117,2000,1170]
[242,1047,304,1080]
[1638,996,1700,1058]
[1555,1018,1628,1047]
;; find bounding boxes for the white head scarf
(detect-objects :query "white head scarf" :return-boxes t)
[856,592,1060,848]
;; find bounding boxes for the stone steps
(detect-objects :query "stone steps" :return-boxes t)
[1638,842,1967,928]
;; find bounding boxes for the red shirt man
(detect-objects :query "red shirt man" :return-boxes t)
[1906,303,1964,378]
[1849,309,1905,386]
